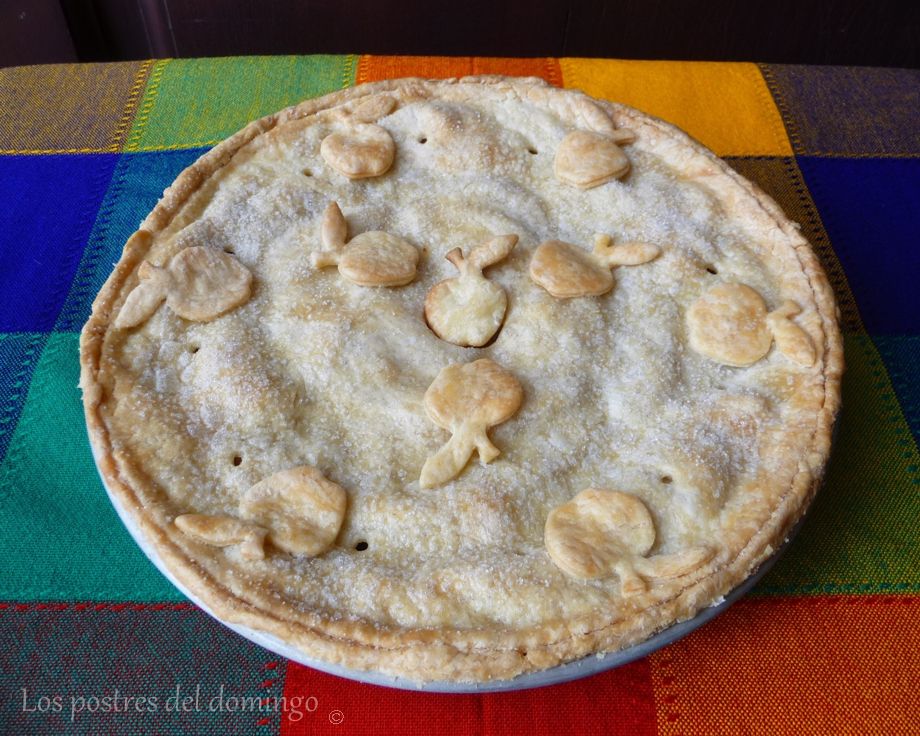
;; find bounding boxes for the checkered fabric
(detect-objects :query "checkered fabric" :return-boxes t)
[0,56,917,735]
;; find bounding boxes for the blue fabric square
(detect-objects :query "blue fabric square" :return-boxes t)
[0,154,117,331]
[54,149,207,332]
[798,157,920,334]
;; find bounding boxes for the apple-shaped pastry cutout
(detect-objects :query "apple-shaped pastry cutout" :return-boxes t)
[554,128,637,189]
[347,94,397,123]
[239,466,347,557]
[420,359,523,489]
[321,122,395,179]
[530,234,660,298]
[424,234,518,347]
[687,282,816,367]
[174,465,347,560]
[545,489,713,593]
[311,201,419,287]
[115,241,253,328]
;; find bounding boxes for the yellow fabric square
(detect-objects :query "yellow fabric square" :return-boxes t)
[560,59,792,157]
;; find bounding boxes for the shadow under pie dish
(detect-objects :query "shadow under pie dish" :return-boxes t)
[79,76,842,685]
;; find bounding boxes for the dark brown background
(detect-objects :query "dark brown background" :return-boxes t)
[3,0,919,68]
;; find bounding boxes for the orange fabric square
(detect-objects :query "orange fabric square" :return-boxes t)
[560,59,792,156]
[356,55,562,86]
[650,597,920,735]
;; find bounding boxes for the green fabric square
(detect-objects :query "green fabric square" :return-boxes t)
[0,333,47,464]
[125,55,357,152]
[755,334,920,595]
[0,333,182,600]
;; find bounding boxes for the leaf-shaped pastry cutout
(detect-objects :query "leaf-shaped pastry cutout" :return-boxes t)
[175,514,268,561]
[115,245,252,328]
[633,547,714,580]
[530,234,660,298]
[554,129,637,189]
[318,201,348,262]
[114,273,167,328]
[767,300,816,366]
[311,202,419,287]
[320,123,395,179]
[544,489,655,580]
[688,283,814,368]
[239,466,347,556]
[424,234,518,346]
[420,359,523,488]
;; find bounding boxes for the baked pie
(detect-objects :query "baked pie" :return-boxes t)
[80,76,842,683]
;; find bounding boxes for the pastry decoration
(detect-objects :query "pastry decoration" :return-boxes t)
[321,122,395,180]
[311,201,419,286]
[115,243,253,328]
[424,234,518,347]
[529,234,660,298]
[554,128,637,189]
[420,359,523,489]
[175,466,347,559]
[346,94,397,123]
[239,466,347,556]
[174,514,267,561]
[687,282,816,367]
[544,489,713,593]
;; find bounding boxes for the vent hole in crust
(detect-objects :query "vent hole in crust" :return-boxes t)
[355,541,369,551]
[232,455,243,467]
[705,264,718,275]
[417,136,428,144]
[188,344,200,354]
[224,247,235,254]
[660,475,673,484]
[527,147,538,155]
[302,168,312,177]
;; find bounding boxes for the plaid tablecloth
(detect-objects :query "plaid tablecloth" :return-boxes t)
[0,55,917,735]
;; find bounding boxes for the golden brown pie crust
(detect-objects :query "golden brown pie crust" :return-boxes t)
[80,76,842,682]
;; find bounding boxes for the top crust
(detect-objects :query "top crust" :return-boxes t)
[80,76,842,683]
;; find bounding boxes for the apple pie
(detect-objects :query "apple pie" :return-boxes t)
[80,76,842,682]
